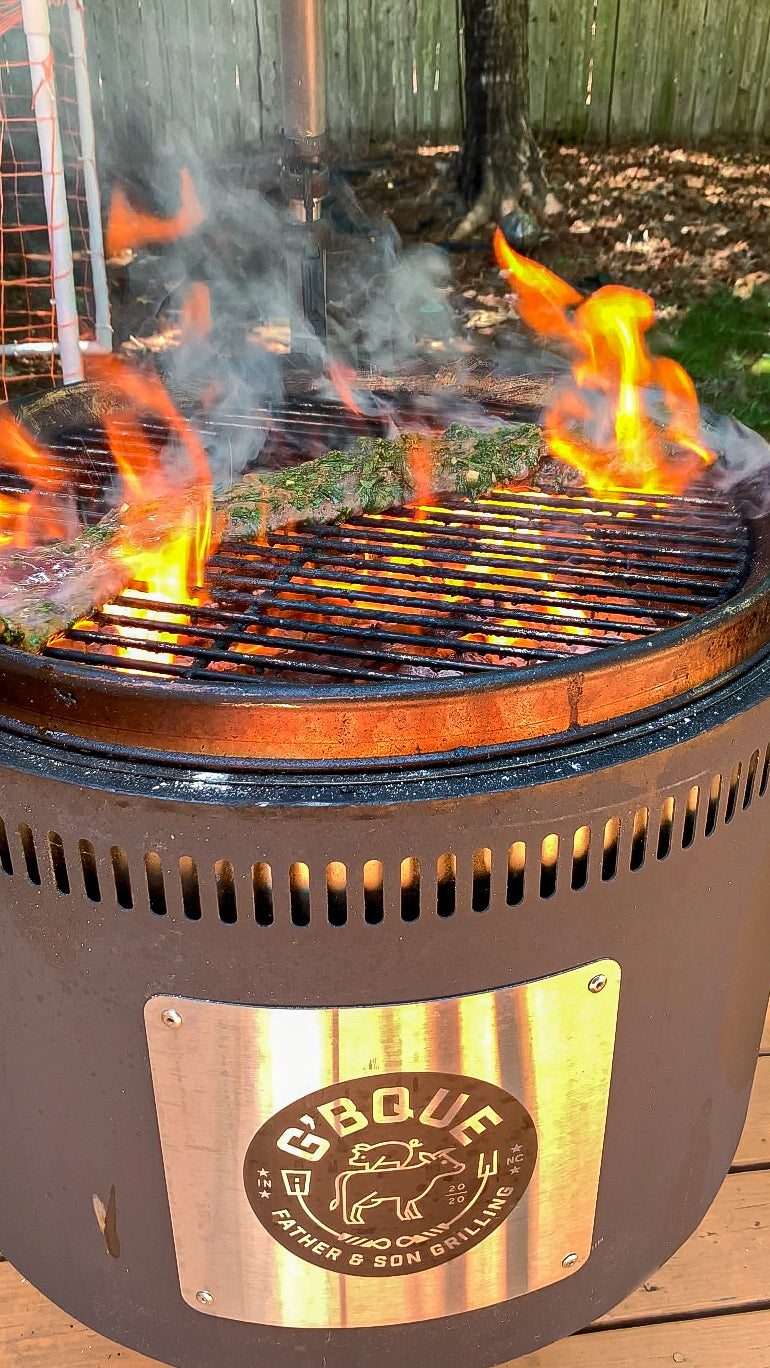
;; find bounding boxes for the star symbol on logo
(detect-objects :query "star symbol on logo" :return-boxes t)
[258,1169,270,1178]
[260,1189,271,1198]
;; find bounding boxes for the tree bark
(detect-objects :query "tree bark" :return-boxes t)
[455,0,548,239]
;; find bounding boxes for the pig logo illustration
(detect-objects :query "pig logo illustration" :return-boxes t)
[244,1070,537,1278]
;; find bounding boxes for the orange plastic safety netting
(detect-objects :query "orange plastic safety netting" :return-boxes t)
[0,0,104,396]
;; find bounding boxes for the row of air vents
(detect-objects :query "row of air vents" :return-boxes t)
[0,749,766,925]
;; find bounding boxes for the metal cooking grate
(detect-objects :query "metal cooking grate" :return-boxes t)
[44,481,750,686]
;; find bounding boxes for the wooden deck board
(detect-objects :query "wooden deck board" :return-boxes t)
[1,1001,768,1367]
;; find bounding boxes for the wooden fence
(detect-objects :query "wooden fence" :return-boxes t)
[82,0,770,155]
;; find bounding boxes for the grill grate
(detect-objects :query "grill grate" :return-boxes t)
[44,481,750,686]
[0,396,752,686]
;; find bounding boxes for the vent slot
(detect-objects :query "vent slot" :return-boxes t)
[571,826,590,890]
[79,840,101,903]
[144,852,166,916]
[630,807,649,871]
[507,842,525,905]
[253,862,274,926]
[179,857,201,920]
[602,817,620,881]
[111,846,133,909]
[326,861,348,926]
[472,848,492,912]
[0,818,11,875]
[363,860,384,925]
[47,831,70,895]
[215,860,237,924]
[540,835,559,899]
[744,750,760,809]
[437,853,456,919]
[401,857,420,922]
[18,824,40,886]
[705,773,722,835]
[657,797,675,859]
[290,862,311,927]
[761,744,770,797]
[725,763,742,824]
[682,786,700,848]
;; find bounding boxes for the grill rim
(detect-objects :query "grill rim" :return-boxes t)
[0,499,766,765]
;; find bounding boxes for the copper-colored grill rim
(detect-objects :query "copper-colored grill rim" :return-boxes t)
[0,504,766,766]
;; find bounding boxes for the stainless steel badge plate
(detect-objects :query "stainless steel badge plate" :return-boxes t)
[145,959,620,1328]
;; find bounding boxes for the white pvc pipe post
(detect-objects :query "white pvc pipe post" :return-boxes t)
[21,0,84,383]
[66,0,111,351]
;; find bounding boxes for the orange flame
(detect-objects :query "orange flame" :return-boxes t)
[84,355,213,662]
[106,167,205,258]
[328,363,363,417]
[180,281,212,344]
[0,410,73,547]
[494,228,714,495]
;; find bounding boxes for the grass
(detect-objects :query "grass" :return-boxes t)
[660,288,770,438]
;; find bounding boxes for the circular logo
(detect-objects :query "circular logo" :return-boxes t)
[244,1071,537,1278]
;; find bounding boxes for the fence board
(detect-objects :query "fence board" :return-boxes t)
[82,0,770,154]
[230,0,262,144]
[585,0,622,142]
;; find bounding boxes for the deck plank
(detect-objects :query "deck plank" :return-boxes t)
[513,1309,770,1366]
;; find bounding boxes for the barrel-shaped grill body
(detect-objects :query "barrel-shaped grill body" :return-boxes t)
[0,653,769,1368]
[2,394,770,1365]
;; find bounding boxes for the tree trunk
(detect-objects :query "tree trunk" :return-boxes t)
[455,0,548,239]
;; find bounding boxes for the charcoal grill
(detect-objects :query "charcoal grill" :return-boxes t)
[0,390,769,1368]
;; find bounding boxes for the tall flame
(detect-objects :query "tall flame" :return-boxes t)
[84,355,213,662]
[493,228,714,494]
[0,410,73,547]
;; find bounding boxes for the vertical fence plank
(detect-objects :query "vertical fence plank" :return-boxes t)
[585,0,622,142]
[731,1,770,141]
[754,19,770,141]
[325,0,350,144]
[437,0,462,143]
[562,0,596,140]
[528,0,548,134]
[691,0,732,141]
[255,0,282,141]
[610,0,666,139]
[714,0,753,140]
[665,0,710,144]
[133,0,172,154]
[343,0,371,145]
[206,0,242,146]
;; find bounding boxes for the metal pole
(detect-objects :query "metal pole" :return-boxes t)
[21,0,84,384]
[66,0,112,352]
[279,0,326,149]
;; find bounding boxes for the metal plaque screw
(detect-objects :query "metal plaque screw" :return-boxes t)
[562,1253,579,1269]
[196,1290,214,1306]
[161,1009,183,1029]
[588,974,607,994]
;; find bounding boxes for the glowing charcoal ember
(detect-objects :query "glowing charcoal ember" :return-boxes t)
[493,227,715,494]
